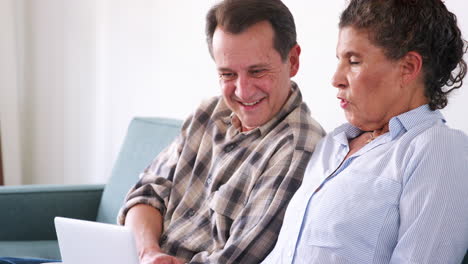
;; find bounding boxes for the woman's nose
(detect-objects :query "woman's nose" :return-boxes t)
[331,64,348,89]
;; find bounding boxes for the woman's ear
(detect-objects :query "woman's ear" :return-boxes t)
[400,51,423,85]
[289,44,301,77]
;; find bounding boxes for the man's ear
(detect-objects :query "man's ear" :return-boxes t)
[400,51,423,85]
[289,44,301,77]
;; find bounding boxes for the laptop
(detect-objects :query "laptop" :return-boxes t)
[54,217,139,264]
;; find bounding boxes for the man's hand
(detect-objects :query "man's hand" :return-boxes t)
[140,246,185,264]
[125,205,184,263]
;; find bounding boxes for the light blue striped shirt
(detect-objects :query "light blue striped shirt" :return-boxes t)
[263,105,468,264]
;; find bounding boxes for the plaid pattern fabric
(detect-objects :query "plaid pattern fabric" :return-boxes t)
[118,82,325,263]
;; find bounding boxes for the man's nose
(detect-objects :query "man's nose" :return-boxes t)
[234,75,255,100]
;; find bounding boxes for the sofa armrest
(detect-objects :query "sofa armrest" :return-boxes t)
[0,184,104,240]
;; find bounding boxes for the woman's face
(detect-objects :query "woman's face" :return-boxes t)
[332,26,425,131]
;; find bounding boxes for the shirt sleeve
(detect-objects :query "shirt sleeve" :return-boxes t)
[117,117,189,225]
[390,129,468,264]
[189,142,312,264]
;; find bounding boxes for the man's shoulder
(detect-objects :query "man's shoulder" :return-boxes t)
[193,96,222,114]
[182,96,231,126]
[276,101,326,152]
[192,96,231,119]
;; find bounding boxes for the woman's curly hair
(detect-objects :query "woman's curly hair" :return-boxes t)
[339,0,467,110]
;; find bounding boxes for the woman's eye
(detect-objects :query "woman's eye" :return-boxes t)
[219,73,236,81]
[349,56,361,65]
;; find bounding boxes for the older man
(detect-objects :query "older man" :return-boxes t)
[118,0,324,264]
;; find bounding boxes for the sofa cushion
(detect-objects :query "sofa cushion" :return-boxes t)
[0,184,103,241]
[96,117,182,224]
[0,241,60,260]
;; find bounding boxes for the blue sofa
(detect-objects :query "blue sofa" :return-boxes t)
[0,117,182,259]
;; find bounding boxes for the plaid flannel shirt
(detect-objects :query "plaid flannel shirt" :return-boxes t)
[118,82,325,263]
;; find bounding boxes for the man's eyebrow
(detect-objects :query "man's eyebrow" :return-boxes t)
[249,63,270,69]
[217,67,233,72]
[217,64,271,71]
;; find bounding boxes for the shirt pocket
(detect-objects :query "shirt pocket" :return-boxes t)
[305,171,401,263]
[207,184,247,246]
[209,183,246,220]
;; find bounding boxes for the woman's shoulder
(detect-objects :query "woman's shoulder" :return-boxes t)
[412,122,468,154]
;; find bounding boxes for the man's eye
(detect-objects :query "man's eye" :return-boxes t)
[219,73,236,81]
[349,60,360,65]
[250,69,267,78]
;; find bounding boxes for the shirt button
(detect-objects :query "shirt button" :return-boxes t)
[160,235,167,243]
[206,176,212,184]
[187,209,195,217]
[224,143,236,153]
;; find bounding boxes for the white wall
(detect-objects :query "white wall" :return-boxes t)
[93,0,221,184]
[0,0,23,185]
[1,0,467,185]
[439,1,468,132]
[2,0,99,184]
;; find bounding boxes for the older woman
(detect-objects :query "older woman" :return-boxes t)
[263,0,468,263]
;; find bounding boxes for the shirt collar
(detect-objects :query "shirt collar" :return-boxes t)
[332,104,445,144]
[391,104,445,132]
[230,81,303,136]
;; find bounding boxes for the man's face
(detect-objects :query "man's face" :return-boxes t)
[212,21,300,132]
